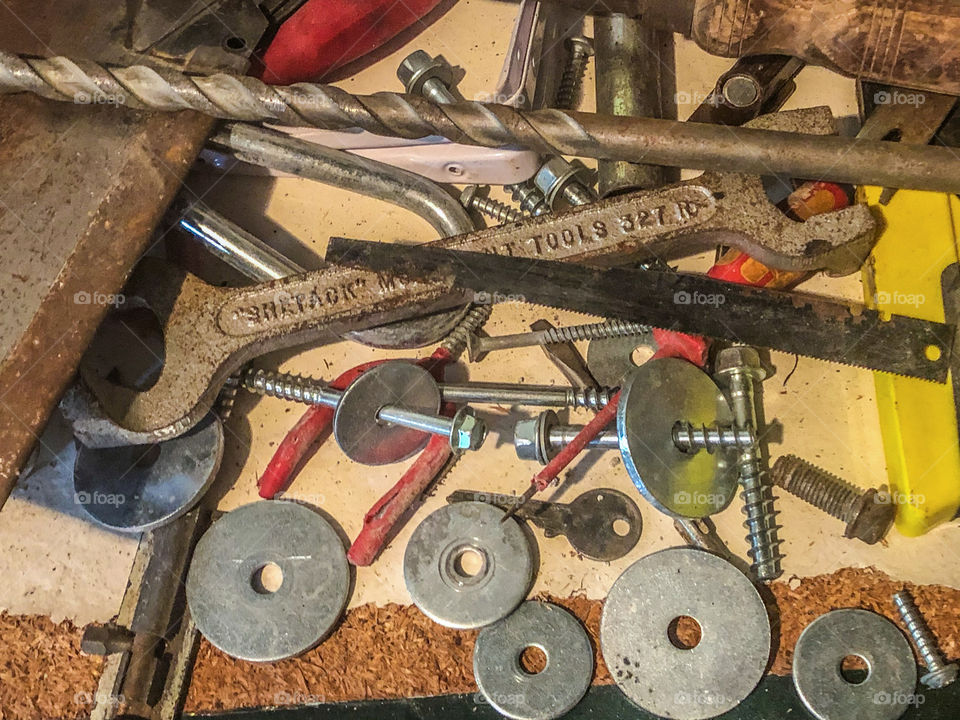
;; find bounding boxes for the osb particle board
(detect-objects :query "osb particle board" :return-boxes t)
[3,568,959,719]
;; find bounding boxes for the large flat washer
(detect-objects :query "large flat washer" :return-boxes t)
[474,601,593,720]
[333,361,441,465]
[793,609,918,720]
[404,501,534,629]
[600,547,770,720]
[617,358,739,518]
[186,501,350,662]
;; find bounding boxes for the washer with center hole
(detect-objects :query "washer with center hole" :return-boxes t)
[404,501,534,629]
[793,609,918,720]
[618,358,739,518]
[333,361,441,465]
[186,501,350,661]
[600,547,770,719]
[474,601,593,720]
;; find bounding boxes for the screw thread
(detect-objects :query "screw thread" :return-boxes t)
[215,371,242,421]
[771,454,862,522]
[673,422,756,453]
[241,367,331,406]
[894,590,949,670]
[504,182,548,216]
[567,387,616,409]
[562,181,597,207]
[542,319,648,344]
[740,462,784,581]
[440,304,493,359]
[556,41,593,110]
[471,195,522,223]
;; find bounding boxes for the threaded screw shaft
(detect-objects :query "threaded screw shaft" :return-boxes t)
[568,386,616,410]
[440,304,493,359]
[504,182,549,216]
[672,422,756,453]
[469,319,649,358]
[461,188,523,224]
[242,367,337,406]
[771,454,862,522]
[893,589,958,688]
[556,36,594,110]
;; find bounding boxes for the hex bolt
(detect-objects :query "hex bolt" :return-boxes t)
[397,50,462,104]
[556,36,594,110]
[715,346,784,582]
[533,156,597,209]
[893,589,958,689]
[771,454,895,544]
[81,623,135,656]
[504,181,550,216]
[438,383,616,410]
[514,410,619,464]
[460,185,523,224]
[468,319,649,360]
[672,422,757,454]
[242,367,487,452]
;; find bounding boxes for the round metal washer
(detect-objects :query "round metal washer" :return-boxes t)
[474,601,593,720]
[600,547,770,720]
[73,412,223,533]
[186,501,350,662]
[404,501,534,629]
[793,609,918,720]
[333,361,441,465]
[617,358,739,518]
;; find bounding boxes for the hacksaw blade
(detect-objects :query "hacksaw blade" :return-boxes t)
[325,238,954,383]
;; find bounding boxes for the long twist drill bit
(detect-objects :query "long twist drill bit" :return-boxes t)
[2,52,960,193]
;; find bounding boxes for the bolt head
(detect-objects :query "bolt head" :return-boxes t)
[459,185,479,208]
[844,488,896,544]
[566,36,595,57]
[534,157,578,207]
[513,417,541,461]
[921,663,959,689]
[450,408,486,451]
[397,50,453,95]
[715,346,766,379]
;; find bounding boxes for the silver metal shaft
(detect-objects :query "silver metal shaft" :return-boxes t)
[550,425,619,448]
[438,383,615,409]
[893,589,959,689]
[470,319,649,356]
[672,422,756,453]
[5,52,960,192]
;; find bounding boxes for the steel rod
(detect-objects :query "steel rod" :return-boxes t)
[3,52,960,192]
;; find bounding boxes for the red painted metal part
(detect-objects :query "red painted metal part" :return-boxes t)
[260,0,445,84]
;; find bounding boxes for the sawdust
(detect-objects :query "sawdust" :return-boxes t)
[2,567,959,719]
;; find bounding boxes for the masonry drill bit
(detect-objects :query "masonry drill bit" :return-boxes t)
[2,52,960,193]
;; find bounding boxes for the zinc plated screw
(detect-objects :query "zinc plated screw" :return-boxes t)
[468,319,649,360]
[534,156,597,209]
[242,368,486,451]
[715,346,784,582]
[771,454,895,545]
[556,36,594,110]
[460,186,522,224]
[397,50,462,104]
[672,422,757,453]
[893,589,958,689]
[503,181,550,216]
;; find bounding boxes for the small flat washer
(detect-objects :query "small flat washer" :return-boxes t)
[333,361,441,465]
[793,609,918,720]
[617,358,739,518]
[474,601,593,720]
[74,412,223,533]
[404,501,534,629]
[186,501,349,661]
[601,547,770,719]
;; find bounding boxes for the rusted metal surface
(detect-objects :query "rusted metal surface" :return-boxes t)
[0,2,214,509]
[80,114,878,438]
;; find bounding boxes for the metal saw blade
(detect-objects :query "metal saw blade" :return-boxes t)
[326,238,954,382]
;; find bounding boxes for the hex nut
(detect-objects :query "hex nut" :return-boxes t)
[534,156,579,207]
[397,50,453,96]
[513,417,541,461]
[715,345,766,379]
[450,407,486,451]
[845,488,896,544]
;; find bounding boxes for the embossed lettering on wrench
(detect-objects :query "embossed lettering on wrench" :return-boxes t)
[81,109,876,437]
